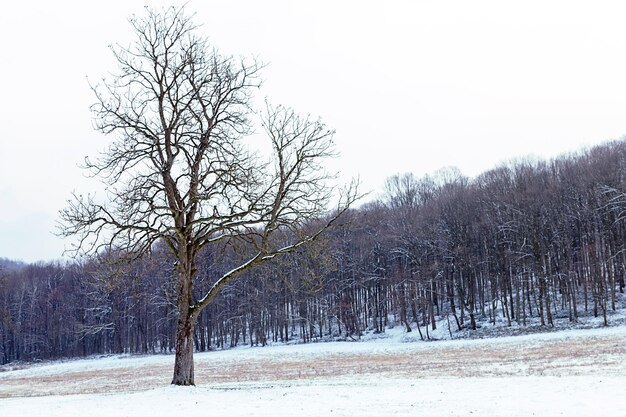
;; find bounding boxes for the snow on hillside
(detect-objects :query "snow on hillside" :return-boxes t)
[1,325,625,416]
[3,375,624,417]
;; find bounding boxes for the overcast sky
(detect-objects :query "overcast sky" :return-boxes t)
[2,0,626,263]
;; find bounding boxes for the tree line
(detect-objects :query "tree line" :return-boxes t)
[1,139,626,365]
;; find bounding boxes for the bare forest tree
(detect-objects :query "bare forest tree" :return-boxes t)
[58,6,357,385]
[3,139,626,368]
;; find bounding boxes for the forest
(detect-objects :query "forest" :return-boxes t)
[1,139,625,365]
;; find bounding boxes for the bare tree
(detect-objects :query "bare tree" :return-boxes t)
[59,6,357,385]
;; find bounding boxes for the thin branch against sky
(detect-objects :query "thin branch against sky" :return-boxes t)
[2,0,626,262]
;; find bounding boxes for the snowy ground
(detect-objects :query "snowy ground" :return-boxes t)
[1,325,625,416]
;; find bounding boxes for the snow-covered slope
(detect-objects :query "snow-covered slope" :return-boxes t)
[1,325,625,416]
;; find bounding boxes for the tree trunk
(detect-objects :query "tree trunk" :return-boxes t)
[172,262,196,386]
[172,312,195,385]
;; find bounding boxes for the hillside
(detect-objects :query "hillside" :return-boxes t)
[1,324,625,416]
[2,140,626,367]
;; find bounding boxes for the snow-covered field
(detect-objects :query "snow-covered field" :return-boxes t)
[1,325,625,416]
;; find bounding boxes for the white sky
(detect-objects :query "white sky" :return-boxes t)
[2,0,626,262]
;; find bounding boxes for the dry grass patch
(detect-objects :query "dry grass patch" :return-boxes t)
[1,330,624,398]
